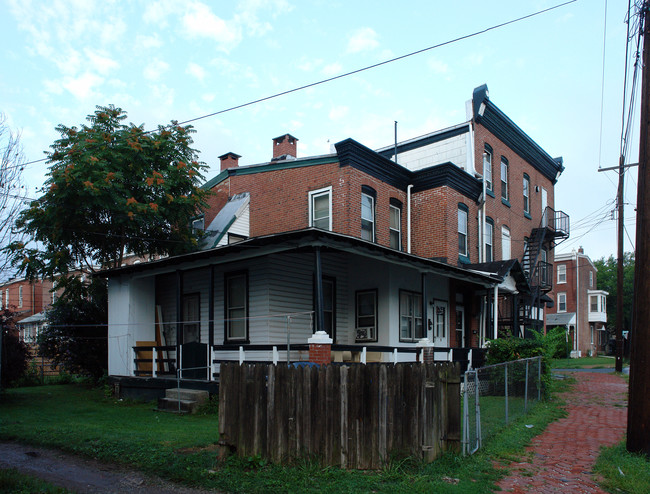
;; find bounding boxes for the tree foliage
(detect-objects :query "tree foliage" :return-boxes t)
[39,276,108,380]
[593,252,635,334]
[6,105,209,279]
[1,308,29,388]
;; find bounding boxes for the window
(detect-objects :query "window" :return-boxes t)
[182,293,200,343]
[309,187,332,230]
[225,272,248,342]
[558,292,567,312]
[458,204,468,258]
[389,199,402,250]
[456,306,465,342]
[500,158,509,200]
[361,186,376,241]
[590,295,598,312]
[501,226,511,260]
[485,218,494,262]
[589,271,594,288]
[523,174,530,214]
[400,290,423,342]
[590,324,595,345]
[18,286,22,308]
[4,289,7,308]
[483,145,493,191]
[356,290,377,342]
[557,264,567,284]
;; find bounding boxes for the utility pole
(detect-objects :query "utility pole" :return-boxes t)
[628,0,650,456]
[615,154,624,373]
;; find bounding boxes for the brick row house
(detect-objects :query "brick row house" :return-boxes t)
[0,277,54,343]
[105,85,570,389]
[546,248,608,357]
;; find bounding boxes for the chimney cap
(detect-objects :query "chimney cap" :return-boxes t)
[272,133,298,143]
[219,152,242,160]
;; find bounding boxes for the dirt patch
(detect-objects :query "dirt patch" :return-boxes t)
[0,441,218,493]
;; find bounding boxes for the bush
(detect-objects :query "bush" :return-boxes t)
[1,312,30,388]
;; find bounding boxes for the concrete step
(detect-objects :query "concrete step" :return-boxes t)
[164,388,209,404]
[157,397,199,414]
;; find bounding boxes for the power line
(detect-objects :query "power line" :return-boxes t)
[10,0,578,173]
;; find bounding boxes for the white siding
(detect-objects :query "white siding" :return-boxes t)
[217,203,250,247]
[397,133,468,172]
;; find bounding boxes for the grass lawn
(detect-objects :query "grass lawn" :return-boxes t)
[0,382,566,493]
[595,442,650,494]
[550,356,618,369]
[0,468,72,493]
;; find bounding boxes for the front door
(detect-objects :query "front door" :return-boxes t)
[182,293,200,344]
[433,300,449,347]
[181,293,207,379]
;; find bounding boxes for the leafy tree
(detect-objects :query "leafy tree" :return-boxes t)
[0,308,29,388]
[39,276,107,380]
[6,105,209,279]
[593,253,635,336]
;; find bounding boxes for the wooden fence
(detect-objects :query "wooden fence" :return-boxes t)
[218,362,461,469]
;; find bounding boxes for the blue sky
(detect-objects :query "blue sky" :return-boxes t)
[0,0,639,261]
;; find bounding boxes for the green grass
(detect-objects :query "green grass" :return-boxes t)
[0,382,567,493]
[594,442,650,494]
[0,468,72,493]
[550,356,618,369]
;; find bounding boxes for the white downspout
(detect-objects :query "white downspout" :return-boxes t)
[407,184,413,253]
[575,250,580,356]
[493,285,499,339]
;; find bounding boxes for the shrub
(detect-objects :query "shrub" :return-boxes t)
[1,312,30,388]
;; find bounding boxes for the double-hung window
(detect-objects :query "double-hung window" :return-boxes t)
[558,292,567,312]
[523,174,531,214]
[557,264,567,284]
[225,272,248,342]
[356,289,377,342]
[458,204,468,258]
[485,218,494,262]
[400,290,423,342]
[589,271,594,288]
[361,186,376,242]
[501,226,511,260]
[389,199,402,250]
[18,286,23,308]
[501,158,509,201]
[309,187,332,230]
[484,145,493,192]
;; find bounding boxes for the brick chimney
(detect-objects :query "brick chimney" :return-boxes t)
[272,134,298,160]
[578,246,584,254]
[219,152,241,171]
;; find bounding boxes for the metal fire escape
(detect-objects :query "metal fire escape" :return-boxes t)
[520,206,570,334]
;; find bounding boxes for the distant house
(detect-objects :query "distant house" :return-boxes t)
[0,277,54,340]
[546,247,608,357]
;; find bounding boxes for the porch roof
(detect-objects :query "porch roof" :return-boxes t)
[99,228,502,287]
[546,312,576,327]
[465,259,530,294]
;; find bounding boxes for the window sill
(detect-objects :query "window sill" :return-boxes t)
[486,189,495,198]
[501,198,511,208]
[458,254,471,265]
[524,212,532,220]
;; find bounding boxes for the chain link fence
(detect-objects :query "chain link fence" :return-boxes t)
[462,356,543,455]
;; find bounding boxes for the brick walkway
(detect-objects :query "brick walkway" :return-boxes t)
[496,371,628,493]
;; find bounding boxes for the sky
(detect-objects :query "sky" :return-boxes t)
[0,0,641,262]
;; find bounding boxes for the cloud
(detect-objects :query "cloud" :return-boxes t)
[63,72,104,100]
[181,2,241,51]
[329,105,349,121]
[347,27,379,53]
[84,49,120,75]
[235,0,293,36]
[135,34,163,50]
[322,63,342,77]
[297,57,323,72]
[427,58,449,75]
[186,62,207,82]
[143,59,170,81]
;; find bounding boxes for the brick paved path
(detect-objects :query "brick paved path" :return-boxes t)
[496,371,628,493]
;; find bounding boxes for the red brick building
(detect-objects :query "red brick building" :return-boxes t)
[0,277,54,342]
[546,248,608,356]
[199,85,569,347]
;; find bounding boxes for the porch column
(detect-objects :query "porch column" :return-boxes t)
[314,247,325,334]
[421,273,428,340]
[416,337,434,363]
[176,270,183,345]
[209,266,215,348]
[493,285,498,339]
[308,330,332,365]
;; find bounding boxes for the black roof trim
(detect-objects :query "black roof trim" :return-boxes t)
[466,259,530,294]
[472,85,564,184]
[412,162,482,201]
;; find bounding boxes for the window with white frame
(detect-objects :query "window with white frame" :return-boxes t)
[355,289,377,342]
[500,158,509,200]
[225,272,248,342]
[361,186,376,242]
[458,204,468,257]
[5,289,8,308]
[18,286,22,308]
[501,226,511,260]
[485,218,494,262]
[590,295,598,312]
[389,200,402,250]
[400,290,423,342]
[558,292,567,312]
[523,174,530,214]
[557,264,567,284]
[484,145,493,191]
[589,271,594,288]
[309,187,332,231]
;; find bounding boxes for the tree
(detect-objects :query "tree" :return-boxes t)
[6,105,209,279]
[593,253,635,339]
[39,276,107,380]
[0,308,29,388]
[0,113,28,283]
